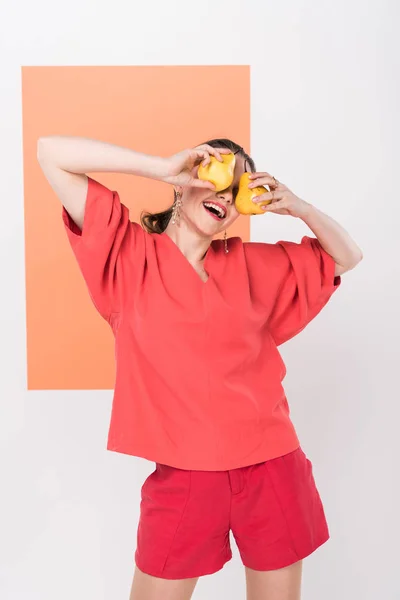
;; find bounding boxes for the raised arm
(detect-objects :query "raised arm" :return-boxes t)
[36,136,168,229]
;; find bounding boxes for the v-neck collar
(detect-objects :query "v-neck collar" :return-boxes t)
[159,231,215,285]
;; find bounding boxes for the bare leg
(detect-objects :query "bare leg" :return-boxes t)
[245,560,303,600]
[129,565,199,600]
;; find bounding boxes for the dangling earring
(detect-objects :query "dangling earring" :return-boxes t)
[171,189,182,225]
[224,230,229,254]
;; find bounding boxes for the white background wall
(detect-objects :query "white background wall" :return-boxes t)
[0,1,398,598]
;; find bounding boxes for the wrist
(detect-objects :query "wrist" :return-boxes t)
[298,200,315,221]
[146,156,172,182]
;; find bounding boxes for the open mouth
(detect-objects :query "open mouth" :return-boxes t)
[202,202,227,221]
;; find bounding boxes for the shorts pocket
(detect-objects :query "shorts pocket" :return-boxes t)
[136,464,192,577]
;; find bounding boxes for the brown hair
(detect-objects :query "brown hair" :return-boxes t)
[140,138,256,234]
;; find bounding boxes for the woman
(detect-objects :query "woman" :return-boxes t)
[37,135,362,600]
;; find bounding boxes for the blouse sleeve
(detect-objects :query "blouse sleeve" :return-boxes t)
[267,236,342,345]
[62,176,140,322]
[243,235,341,347]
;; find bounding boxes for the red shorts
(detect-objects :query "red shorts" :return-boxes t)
[134,446,329,579]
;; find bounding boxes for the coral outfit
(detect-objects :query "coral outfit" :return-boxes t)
[63,176,341,576]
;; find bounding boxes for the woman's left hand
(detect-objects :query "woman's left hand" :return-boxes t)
[248,172,312,219]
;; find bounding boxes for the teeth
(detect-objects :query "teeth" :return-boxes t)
[204,202,226,218]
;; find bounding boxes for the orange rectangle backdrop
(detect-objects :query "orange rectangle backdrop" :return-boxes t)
[22,65,251,390]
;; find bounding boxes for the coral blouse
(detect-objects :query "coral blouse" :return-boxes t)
[62,177,341,470]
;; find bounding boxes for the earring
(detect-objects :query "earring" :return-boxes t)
[224,230,229,254]
[171,189,182,225]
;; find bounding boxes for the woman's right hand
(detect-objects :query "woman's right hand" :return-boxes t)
[160,144,232,189]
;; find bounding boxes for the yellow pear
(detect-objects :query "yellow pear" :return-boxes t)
[197,152,236,192]
[235,172,272,215]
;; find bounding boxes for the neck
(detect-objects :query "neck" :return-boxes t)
[163,221,212,264]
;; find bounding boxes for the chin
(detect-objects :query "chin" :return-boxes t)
[198,224,222,238]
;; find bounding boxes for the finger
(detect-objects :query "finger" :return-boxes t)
[201,152,211,166]
[253,191,284,203]
[193,145,214,164]
[261,199,287,211]
[206,145,232,162]
[248,176,277,189]
[195,144,232,162]
[192,149,210,167]
[248,171,274,180]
